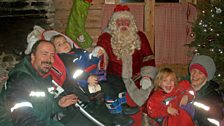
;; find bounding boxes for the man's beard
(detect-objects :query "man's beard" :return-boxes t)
[38,61,52,74]
[110,26,140,59]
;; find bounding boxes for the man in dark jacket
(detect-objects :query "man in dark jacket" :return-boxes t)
[185,55,223,126]
[0,40,86,126]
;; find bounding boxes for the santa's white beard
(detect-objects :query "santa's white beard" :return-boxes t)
[111,26,140,59]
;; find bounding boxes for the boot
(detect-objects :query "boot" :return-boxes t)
[105,98,134,126]
[122,103,139,115]
[118,92,139,115]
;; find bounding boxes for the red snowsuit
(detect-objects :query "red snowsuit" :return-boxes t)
[97,31,155,126]
[147,80,195,126]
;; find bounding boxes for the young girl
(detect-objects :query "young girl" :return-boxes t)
[147,67,195,126]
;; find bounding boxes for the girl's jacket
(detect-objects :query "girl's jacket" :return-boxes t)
[147,80,195,126]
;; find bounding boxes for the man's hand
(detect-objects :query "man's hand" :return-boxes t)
[140,76,152,90]
[58,94,79,108]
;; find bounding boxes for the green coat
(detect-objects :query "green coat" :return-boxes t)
[0,56,63,126]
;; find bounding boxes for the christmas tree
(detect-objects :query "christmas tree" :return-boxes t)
[188,0,224,87]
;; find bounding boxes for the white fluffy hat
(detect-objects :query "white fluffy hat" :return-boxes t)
[42,30,79,48]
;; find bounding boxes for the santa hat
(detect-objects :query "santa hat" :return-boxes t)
[113,5,130,12]
[189,55,216,81]
[111,5,135,22]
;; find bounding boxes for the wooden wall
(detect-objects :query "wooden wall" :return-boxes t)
[53,0,104,46]
[53,0,198,49]
[53,0,155,48]
[53,0,198,78]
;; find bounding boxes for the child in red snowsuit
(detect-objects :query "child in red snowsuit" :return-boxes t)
[147,67,195,126]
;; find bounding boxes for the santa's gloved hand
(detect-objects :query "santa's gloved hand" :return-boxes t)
[140,77,152,90]
[92,46,103,57]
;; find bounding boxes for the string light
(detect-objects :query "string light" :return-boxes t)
[190,1,224,85]
[210,49,214,52]
[215,7,222,13]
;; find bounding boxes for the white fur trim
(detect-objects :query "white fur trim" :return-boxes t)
[25,25,45,54]
[122,54,132,78]
[42,30,80,48]
[123,78,153,106]
[97,47,108,70]
[111,11,135,22]
[140,66,158,79]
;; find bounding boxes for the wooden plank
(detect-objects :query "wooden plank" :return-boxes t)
[145,0,155,53]
[179,0,197,4]
[89,4,103,10]
[86,10,102,28]
[54,0,73,11]
[54,10,70,20]
[86,28,102,44]
[91,0,104,5]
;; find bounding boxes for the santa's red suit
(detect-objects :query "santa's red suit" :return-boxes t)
[147,80,195,126]
[97,31,155,125]
[98,31,155,80]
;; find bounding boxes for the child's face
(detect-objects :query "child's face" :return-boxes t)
[53,36,71,53]
[190,68,207,90]
[160,75,175,93]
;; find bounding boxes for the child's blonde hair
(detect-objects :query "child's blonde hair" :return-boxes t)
[154,67,178,91]
[50,34,65,44]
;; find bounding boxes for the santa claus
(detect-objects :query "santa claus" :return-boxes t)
[97,4,157,125]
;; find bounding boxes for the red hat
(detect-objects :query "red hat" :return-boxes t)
[190,64,208,77]
[114,5,130,12]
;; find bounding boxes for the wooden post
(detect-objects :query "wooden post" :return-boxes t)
[145,0,155,53]
[179,0,197,4]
